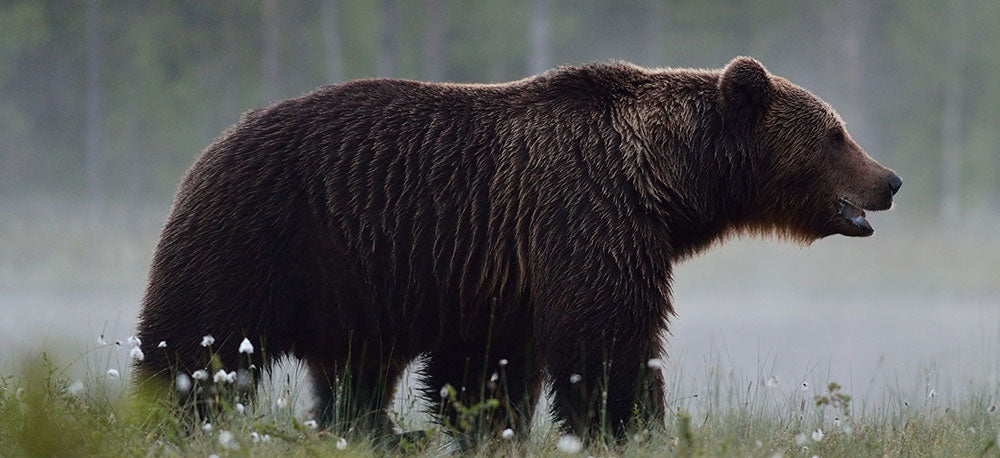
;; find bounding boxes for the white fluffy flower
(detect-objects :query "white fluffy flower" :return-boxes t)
[128,346,145,362]
[766,376,779,388]
[556,435,583,454]
[647,358,663,369]
[157,341,167,348]
[106,369,120,379]
[249,431,260,443]
[176,373,193,392]
[192,369,209,381]
[214,369,236,384]
[235,403,245,414]
[304,419,318,429]
[811,428,824,442]
[498,358,509,366]
[127,336,141,347]
[68,380,85,396]
[201,422,213,432]
[439,386,449,398]
[928,389,937,399]
[276,397,288,408]
[336,437,347,450]
[238,337,254,354]
[200,335,215,347]
[502,428,515,439]
[569,374,582,384]
[97,334,106,346]
[800,381,809,391]
[795,433,807,446]
[218,430,238,450]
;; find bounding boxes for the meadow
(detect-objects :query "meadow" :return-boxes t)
[3,343,1000,457]
[2,203,999,456]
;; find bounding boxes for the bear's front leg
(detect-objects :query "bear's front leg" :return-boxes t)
[545,326,666,441]
[537,265,670,442]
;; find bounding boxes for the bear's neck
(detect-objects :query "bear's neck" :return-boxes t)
[628,79,761,260]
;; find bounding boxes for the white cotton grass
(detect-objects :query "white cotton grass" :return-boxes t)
[928,389,937,399]
[336,437,347,450]
[556,435,583,454]
[647,358,664,369]
[157,340,167,348]
[811,428,824,442]
[766,376,779,388]
[239,337,254,354]
[502,428,515,439]
[439,386,450,398]
[176,373,193,392]
[249,431,261,444]
[106,369,120,379]
[67,380,85,396]
[127,335,141,347]
[276,397,288,408]
[201,335,215,347]
[128,346,145,362]
[218,430,238,450]
[499,358,509,366]
[201,422,213,432]
[795,432,808,446]
[114,340,122,348]
[800,381,809,391]
[213,370,237,384]
[569,374,582,384]
[192,369,209,381]
[97,334,106,346]
[235,403,245,414]
[303,419,318,429]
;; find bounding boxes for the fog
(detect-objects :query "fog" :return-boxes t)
[2,1,998,411]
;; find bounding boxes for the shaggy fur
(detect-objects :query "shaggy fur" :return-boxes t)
[135,57,899,443]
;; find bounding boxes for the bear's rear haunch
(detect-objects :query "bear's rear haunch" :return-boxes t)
[135,57,900,445]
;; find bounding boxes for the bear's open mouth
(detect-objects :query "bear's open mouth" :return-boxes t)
[836,198,873,234]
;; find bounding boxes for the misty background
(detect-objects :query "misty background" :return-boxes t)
[2,0,998,409]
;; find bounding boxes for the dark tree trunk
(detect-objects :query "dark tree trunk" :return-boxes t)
[528,0,551,75]
[422,0,446,81]
[321,0,345,83]
[261,0,281,103]
[378,0,399,77]
[84,0,104,224]
[643,0,666,67]
[940,0,967,226]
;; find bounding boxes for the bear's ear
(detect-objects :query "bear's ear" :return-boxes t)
[718,56,772,126]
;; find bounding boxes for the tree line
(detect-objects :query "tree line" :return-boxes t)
[1,0,997,224]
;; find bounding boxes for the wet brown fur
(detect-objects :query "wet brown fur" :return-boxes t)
[135,57,898,443]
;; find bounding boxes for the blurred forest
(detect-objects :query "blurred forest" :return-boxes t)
[2,0,999,225]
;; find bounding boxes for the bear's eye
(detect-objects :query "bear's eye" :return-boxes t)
[828,129,845,145]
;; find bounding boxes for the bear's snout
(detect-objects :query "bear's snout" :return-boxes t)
[887,173,902,196]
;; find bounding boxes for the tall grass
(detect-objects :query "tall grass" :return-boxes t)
[2,344,998,457]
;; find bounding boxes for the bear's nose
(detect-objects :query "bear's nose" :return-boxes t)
[887,173,902,195]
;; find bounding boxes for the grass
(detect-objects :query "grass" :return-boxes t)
[3,345,1000,457]
[3,203,999,456]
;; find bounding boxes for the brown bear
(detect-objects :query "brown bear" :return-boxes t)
[135,56,900,445]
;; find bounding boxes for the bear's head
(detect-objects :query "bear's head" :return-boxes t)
[718,56,902,240]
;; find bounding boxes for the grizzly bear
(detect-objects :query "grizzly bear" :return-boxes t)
[135,56,900,445]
